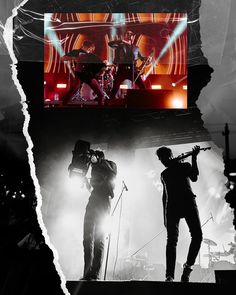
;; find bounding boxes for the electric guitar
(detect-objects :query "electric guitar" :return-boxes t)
[136,50,154,75]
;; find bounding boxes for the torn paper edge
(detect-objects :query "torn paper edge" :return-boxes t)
[3,2,70,294]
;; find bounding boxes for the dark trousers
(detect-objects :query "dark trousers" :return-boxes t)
[78,73,105,101]
[165,200,202,279]
[83,194,110,279]
[110,65,146,99]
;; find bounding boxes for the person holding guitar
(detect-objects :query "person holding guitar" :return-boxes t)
[156,145,203,283]
[108,30,152,99]
[61,40,106,105]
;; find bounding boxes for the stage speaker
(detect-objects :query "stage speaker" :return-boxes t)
[125,89,186,109]
[215,270,236,284]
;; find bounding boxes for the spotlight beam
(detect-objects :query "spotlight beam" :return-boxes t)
[144,18,187,80]
[45,13,65,57]
[172,75,187,86]
[45,13,75,77]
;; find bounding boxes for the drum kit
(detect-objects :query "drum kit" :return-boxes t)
[194,238,236,282]
[97,64,116,99]
[77,64,116,101]
[203,238,230,265]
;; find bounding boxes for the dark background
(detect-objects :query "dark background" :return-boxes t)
[1,0,236,294]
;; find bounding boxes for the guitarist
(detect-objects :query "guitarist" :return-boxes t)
[61,40,106,105]
[108,30,152,99]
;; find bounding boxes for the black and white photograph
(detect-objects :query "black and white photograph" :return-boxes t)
[0,1,236,295]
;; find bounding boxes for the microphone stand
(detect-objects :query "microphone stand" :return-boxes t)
[198,214,214,267]
[130,229,165,257]
[129,213,214,267]
[103,181,128,280]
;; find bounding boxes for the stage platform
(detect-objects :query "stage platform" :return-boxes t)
[66,279,233,295]
[45,98,126,108]
[44,89,187,109]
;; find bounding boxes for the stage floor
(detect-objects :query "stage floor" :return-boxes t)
[66,279,233,295]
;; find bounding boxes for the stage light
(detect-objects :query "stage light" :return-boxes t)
[171,97,185,108]
[172,83,176,87]
[183,85,187,90]
[56,83,67,88]
[225,159,236,181]
[151,85,162,89]
[66,175,86,194]
[100,215,112,236]
[229,183,235,190]
[229,172,236,177]
[120,84,129,89]
[44,81,47,85]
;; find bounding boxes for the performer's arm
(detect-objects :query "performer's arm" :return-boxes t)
[138,49,146,62]
[108,40,123,48]
[161,177,167,227]
[189,145,200,182]
[61,50,82,62]
[100,159,117,177]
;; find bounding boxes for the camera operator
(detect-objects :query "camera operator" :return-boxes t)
[82,150,117,280]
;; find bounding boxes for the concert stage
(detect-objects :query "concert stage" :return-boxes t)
[66,278,233,295]
[44,13,188,110]
[44,89,187,109]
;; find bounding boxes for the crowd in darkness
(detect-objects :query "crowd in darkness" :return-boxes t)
[0,146,64,294]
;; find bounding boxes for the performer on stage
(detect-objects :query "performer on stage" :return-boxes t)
[61,40,106,105]
[108,30,152,99]
[82,150,117,280]
[156,145,202,282]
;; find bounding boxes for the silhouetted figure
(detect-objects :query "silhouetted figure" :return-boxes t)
[156,145,202,282]
[82,150,117,280]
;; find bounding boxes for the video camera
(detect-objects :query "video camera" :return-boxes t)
[68,139,103,178]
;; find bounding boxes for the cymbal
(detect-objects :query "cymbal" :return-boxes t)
[203,238,217,246]
[212,251,230,257]
[203,253,216,257]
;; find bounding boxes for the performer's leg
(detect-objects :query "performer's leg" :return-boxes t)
[82,204,95,279]
[71,80,83,101]
[166,214,180,281]
[62,77,82,105]
[109,69,126,99]
[90,203,110,280]
[88,78,105,105]
[90,223,106,280]
[181,201,202,282]
[185,202,203,266]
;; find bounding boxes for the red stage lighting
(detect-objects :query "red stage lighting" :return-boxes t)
[151,85,162,89]
[120,84,129,89]
[170,96,186,108]
[56,83,67,88]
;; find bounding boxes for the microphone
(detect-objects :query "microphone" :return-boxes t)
[122,180,128,191]
[210,212,214,222]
